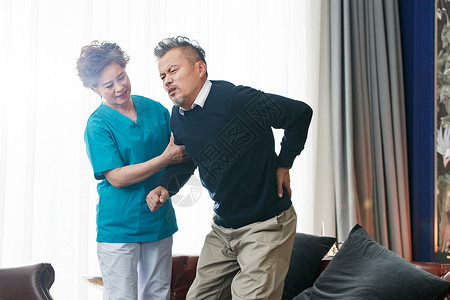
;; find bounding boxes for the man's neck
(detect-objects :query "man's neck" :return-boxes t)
[180,78,207,110]
[180,99,195,110]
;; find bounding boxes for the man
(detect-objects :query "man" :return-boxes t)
[147,36,313,300]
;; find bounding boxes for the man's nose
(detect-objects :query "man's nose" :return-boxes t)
[164,74,172,86]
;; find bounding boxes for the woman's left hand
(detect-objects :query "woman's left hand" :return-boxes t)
[161,134,190,166]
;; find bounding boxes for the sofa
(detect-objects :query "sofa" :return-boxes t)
[2,224,448,300]
[170,224,450,300]
[170,256,450,300]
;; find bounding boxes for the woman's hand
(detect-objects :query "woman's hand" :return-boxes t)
[103,134,190,188]
[161,134,190,166]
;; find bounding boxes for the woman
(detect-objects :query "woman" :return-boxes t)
[76,40,188,300]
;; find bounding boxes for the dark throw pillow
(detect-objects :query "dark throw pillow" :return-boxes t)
[281,232,336,300]
[293,223,450,300]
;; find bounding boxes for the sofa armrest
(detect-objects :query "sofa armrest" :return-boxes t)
[411,262,450,300]
[0,263,55,300]
[171,256,198,300]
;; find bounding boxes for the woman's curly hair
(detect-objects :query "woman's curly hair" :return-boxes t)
[76,40,129,88]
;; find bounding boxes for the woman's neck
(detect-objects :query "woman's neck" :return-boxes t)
[104,98,136,120]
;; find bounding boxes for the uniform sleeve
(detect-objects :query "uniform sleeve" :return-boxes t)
[232,86,313,169]
[158,101,172,140]
[84,119,125,180]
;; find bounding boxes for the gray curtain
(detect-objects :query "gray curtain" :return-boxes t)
[329,0,411,259]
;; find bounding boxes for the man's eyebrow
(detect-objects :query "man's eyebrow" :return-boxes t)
[161,64,177,76]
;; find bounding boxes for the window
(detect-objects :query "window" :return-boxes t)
[0,0,321,298]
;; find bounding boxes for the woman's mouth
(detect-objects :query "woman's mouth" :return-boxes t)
[117,90,127,99]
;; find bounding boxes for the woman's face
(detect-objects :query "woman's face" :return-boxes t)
[94,62,132,108]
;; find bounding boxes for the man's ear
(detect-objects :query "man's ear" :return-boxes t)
[197,60,207,78]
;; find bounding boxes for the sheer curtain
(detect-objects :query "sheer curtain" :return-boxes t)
[0,0,325,298]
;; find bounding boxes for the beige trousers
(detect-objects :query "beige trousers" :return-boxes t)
[186,205,297,300]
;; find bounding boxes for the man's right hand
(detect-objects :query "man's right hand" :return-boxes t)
[146,186,169,212]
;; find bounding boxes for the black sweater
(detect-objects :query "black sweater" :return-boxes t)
[158,80,313,228]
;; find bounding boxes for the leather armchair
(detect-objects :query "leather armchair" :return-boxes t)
[0,263,55,300]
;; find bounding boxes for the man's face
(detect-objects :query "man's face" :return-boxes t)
[158,48,205,109]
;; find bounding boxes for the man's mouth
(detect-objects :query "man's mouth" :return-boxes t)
[168,87,176,97]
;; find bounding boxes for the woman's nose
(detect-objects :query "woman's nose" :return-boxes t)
[115,83,123,92]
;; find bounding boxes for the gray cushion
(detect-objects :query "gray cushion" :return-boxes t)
[282,233,336,300]
[293,224,450,300]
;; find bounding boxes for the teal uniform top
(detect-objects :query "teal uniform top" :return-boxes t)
[84,95,177,243]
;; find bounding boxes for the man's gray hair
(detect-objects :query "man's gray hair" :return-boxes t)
[154,36,207,66]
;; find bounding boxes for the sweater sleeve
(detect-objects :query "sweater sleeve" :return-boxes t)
[156,105,197,196]
[232,86,313,169]
[267,93,313,168]
[157,160,197,197]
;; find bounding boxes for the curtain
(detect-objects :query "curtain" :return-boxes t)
[0,0,324,298]
[328,0,412,259]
